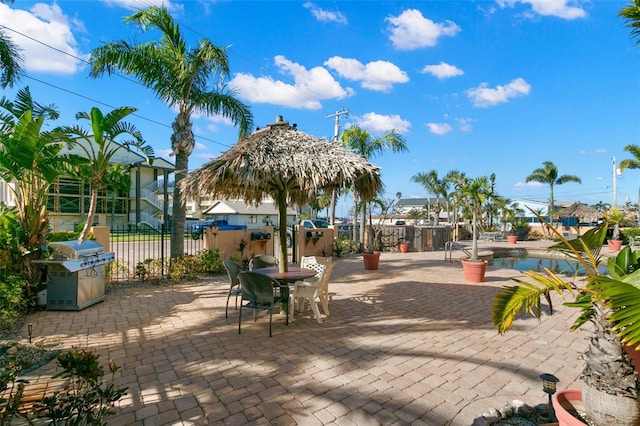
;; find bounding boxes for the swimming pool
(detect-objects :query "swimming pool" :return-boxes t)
[490,250,608,275]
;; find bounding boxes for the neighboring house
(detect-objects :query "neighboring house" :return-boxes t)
[0,136,176,232]
[202,199,298,229]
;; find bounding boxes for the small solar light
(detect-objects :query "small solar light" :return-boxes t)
[27,323,33,344]
[540,373,559,420]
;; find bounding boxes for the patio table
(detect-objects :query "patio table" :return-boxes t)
[252,266,317,323]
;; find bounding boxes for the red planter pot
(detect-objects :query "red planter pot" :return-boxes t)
[608,239,623,251]
[362,252,380,270]
[552,389,586,426]
[461,259,487,283]
[507,235,518,244]
[399,242,409,253]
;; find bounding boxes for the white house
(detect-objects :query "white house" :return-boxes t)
[202,199,298,229]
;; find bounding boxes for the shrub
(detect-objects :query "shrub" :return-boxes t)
[197,249,224,274]
[0,273,29,333]
[333,238,359,257]
[0,205,22,273]
[168,255,202,281]
[35,347,127,425]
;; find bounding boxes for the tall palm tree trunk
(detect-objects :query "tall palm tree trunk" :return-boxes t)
[170,113,194,258]
[171,151,188,258]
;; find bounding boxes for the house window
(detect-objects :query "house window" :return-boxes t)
[248,215,257,224]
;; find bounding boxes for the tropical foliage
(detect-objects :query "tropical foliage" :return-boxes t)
[341,125,407,249]
[619,0,640,48]
[58,106,154,242]
[88,5,253,258]
[451,175,491,261]
[493,219,640,407]
[525,161,581,221]
[0,88,73,287]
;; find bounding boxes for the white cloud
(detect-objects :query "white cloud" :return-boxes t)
[230,56,353,110]
[496,0,587,19]
[0,3,86,74]
[421,62,464,80]
[466,77,531,108]
[456,118,473,132]
[427,122,452,135]
[324,56,409,92]
[303,2,347,24]
[351,112,411,135]
[385,9,460,51]
[579,148,607,155]
[514,181,543,189]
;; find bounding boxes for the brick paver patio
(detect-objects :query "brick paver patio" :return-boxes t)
[17,240,596,425]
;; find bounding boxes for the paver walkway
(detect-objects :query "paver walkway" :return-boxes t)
[17,240,606,425]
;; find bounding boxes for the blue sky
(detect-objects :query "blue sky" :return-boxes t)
[1,0,639,217]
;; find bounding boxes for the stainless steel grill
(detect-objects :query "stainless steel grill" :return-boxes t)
[39,240,115,311]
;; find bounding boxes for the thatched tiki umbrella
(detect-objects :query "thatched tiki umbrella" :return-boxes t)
[180,116,382,272]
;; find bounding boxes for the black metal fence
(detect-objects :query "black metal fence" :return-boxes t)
[108,225,203,282]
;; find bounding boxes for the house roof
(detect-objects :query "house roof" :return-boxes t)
[61,136,174,171]
[203,200,297,216]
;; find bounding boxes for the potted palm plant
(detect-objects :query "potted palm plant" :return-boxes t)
[493,216,640,425]
[456,176,490,282]
[606,207,624,251]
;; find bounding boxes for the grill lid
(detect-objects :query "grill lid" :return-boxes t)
[49,240,104,259]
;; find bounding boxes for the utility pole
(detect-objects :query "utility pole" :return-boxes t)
[325,108,349,224]
[613,157,617,209]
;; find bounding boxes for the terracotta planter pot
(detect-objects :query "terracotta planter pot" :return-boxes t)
[608,239,623,251]
[624,343,640,378]
[507,235,518,244]
[552,389,586,426]
[399,242,409,253]
[461,259,487,283]
[362,252,380,270]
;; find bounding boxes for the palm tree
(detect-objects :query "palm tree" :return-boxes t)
[411,170,449,225]
[619,0,640,47]
[340,125,408,249]
[525,161,581,221]
[453,176,491,261]
[493,220,640,424]
[444,169,466,239]
[0,89,72,289]
[619,144,640,177]
[58,106,154,242]
[592,201,612,213]
[88,5,253,258]
[0,1,23,88]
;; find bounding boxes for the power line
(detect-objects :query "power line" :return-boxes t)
[23,75,233,149]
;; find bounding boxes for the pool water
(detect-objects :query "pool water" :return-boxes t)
[490,255,608,275]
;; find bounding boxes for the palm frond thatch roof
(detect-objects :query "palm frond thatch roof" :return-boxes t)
[557,202,600,223]
[180,120,382,204]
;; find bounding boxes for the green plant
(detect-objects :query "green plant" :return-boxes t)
[0,358,28,425]
[493,218,640,424]
[197,249,224,274]
[168,255,201,281]
[35,347,127,425]
[0,204,21,273]
[606,207,625,240]
[453,176,491,261]
[134,258,164,282]
[46,231,79,243]
[0,273,28,333]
